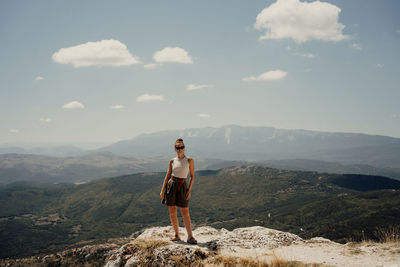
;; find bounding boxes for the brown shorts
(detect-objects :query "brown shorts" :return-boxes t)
[164,177,189,208]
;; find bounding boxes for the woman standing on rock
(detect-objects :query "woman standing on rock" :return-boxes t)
[160,138,197,244]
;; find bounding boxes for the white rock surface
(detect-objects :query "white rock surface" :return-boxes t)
[105,225,400,267]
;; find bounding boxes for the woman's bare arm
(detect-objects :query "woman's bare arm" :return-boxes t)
[160,159,173,198]
[187,158,195,192]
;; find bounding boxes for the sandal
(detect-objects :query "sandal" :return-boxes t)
[187,236,198,244]
[170,234,181,241]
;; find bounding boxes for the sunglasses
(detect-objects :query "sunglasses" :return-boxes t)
[175,146,185,150]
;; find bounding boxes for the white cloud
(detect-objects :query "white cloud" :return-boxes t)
[377,64,384,68]
[63,101,85,109]
[136,94,165,102]
[243,70,288,81]
[52,39,141,68]
[304,68,312,72]
[9,129,19,133]
[153,47,193,64]
[350,43,362,50]
[396,29,400,33]
[185,84,210,91]
[392,114,400,119]
[254,0,348,43]
[143,63,160,70]
[35,76,44,81]
[286,45,292,51]
[293,52,315,58]
[198,113,210,118]
[110,105,125,109]
[39,117,52,123]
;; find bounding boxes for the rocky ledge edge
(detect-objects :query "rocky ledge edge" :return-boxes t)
[104,225,400,267]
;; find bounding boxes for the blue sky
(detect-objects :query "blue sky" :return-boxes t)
[1,0,399,145]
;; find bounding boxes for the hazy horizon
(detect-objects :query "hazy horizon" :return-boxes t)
[1,0,399,144]
[2,123,400,151]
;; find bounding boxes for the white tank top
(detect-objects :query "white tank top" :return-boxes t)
[171,155,189,179]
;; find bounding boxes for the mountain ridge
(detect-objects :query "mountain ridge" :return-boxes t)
[96,125,400,168]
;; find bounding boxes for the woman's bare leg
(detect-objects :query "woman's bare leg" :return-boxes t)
[168,206,180,237]
[180,207,193,238]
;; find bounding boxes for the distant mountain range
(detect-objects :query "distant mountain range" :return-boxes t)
[97,124,400,168]
[0,145,85,157]
[4,125,399,164]
[2,125,400,184]
[0,141,109,156]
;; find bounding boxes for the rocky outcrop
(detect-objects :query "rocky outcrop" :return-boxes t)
[1,243,121,267]
[105,225,303,267]
[105,226,400,267]
[3,225,398,266]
